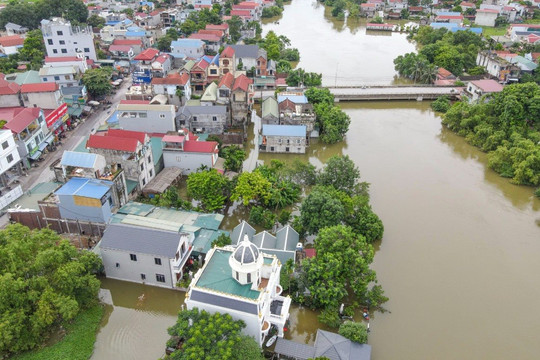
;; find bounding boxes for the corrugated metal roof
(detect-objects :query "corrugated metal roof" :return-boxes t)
[55,177,112,199]
[277,94,308,104]
[100,223,182,258]
[275,338,316,359]
[61,151,99,168]
[262,96,279,119]
[262,124,306,137]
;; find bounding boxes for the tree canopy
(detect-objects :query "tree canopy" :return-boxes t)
[306,88,351,144]
[222,145,246,173]
[318,155,367,197]
[164,308,263,360]
[82,67,113,98]
[339,321,368,344]
[0,0,88,30]
[0,225,102,354]
[187,169,230,212]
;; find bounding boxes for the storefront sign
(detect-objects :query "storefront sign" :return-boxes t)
[45,103,69,128]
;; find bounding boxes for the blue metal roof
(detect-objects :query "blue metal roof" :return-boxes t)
[262,124,306,137]
[171,39,204,48]
[55,178,113,199]
[61,151,98,168]
[126,31,145,37]
[277,94,308,104]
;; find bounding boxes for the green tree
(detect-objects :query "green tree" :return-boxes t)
[87,14,106,28]
[157,36,173,52]
[231,171,272,206]
[165,308,262,360]
[187,169,230,212]
[431,96,451,113]
[318,155,367,197]
[300,185,347,234]
[315,104,350,144]
[211,233,232,248]
[249,206,277,229]
[303,225,386,311]
[227,16,243,43]
[0,225,102,354]
[339,321,368,343]
[286,68,322,87]
[305,87,334,105]
[82,67,112,98]
[223,145,246,172]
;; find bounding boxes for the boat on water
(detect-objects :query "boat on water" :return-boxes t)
[266,334,278,347]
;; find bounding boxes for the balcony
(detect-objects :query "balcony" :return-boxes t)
[172,245,192,271]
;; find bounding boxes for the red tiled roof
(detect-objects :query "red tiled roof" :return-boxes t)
[44,56,81,63]
[230,10,252,17]
[437,67,453,78]
[107,128,147,144]
[477,9,499,13]
[194,58,210,70]
[152,72,189,85]
[189,33,221,42]
[198,29,224,38]
[153,54,170,64]
[409,6,423,11]
[87,135,139,152]
[183,140,218,153]
[113,39,143,45]
[218,72,234,88]
[134,48,159,61]
[232,74,252,92]
[221,46,235,58]
[436,15,464,19]
[119,100,151,105]
[236,1,259,8]
[206,24,229,31]
[162,134,185,143]
[21,83,59,93]
[361,3,375,8]
[304,248,316,258]
[528,34,540,44]
[531,52,540,61]
[0,35,24,47]
[109,44,132,52]
[149,10,161,16]
[471,79,504,93]
[0,77,20,95]
[5,107,41,134]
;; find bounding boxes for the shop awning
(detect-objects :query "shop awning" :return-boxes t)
[68,107,83,117]
[28,150,42,161]
[38,142,48,152]
[126,179,138,194]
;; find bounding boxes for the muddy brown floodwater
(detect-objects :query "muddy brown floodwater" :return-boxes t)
[91,1,540,359]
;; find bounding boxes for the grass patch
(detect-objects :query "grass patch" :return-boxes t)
[11,305,104,360]
[480,26,508,37]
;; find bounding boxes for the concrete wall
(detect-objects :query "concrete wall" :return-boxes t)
[163,150,216,174]
[118,109,176,133]
[101,248,176,288]
[43,22,97,60]
[57,192,113,223]
[189,112,227,134]
[0,94,22,108]
[23,91,62,110]
[262,135,306,154]
[0,130,21,176]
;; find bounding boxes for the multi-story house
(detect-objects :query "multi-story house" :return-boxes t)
[133,49,171,83]
[188,32,222,53]
[182,105,229,134]
[278,96,317,135]
[21,83,63,110]
[0,129,22,186]
[0,35,24,56]
[99,223,193,288]
[0,76,22,108]
[39,65,79,88]
[464,79,504,102]
[232,1,262,20]
[44,55,88,74]
[161,130,221,174]
[206,55,220,83]
[217,72,234,104]
[229,45,268,76]
[160,8,179,27]
[99,19,134,44]
[112,39,143,55]
[185,239,291,346]
[117,103,177,133]
[231,74,254,124]
[171,39,205,59]
[476,50,521,83]
[86,129,155,191]
[2,107,51,167]
[259,124,307,154]
[151,73,191,107]
[190,57,210,94]
[55,151,128,207]
[262,96,279,125]
[41,18,97,61]
[219,46,236,76]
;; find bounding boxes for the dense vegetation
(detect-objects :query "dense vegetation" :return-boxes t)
[0,225,102,354]
[0,30,45,74]
[395,27,485,82]
[0,0,88,30]
[338,321,368,344]
[82,67,113,98]
[164,308,263,360]
[305,88,351,144]
[442,83,540,195]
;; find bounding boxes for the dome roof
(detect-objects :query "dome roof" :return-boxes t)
[233,237,260,265]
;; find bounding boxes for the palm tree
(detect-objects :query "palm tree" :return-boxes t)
[176,87,184,106]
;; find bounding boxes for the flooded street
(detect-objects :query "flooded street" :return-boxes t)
[92,0,540,359]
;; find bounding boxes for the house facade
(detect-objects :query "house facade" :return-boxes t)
[171,39,205,59]
[231,74,254,125]
[21,83,63,110]
[162,132,220,174]
[260,124,307,154]
[151,73,191,107]
[182,105,229,134]
[117,103,177,133]
[41,18,97,61]
[99,223,193,288]
[0,130,22,186]
[464,79,504,102]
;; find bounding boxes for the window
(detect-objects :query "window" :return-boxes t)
[47,39,53,45]
[193,116,197,121]
[247,273,251,283]
[59,40,65,45]
[139,112,147,118]
[212,116,217,122]
[287,139,290,144]
[2,141,8,150]
[130,254,137,261]
[296,139,300,144]
[154,258,162,265]
[43,77,48,82]
[52,49,58,54]
[148,155,152,163]
[56,31,63,36]
[235,271,239,280]
[286,147,290,152]
[65,75,70,80]
[6,154,13,163]
[270,146,274,151]
[54,76,60,81]
[142,178,146,186]
[210,69,217,75]
[156,274,166,283]
[116,263,120,268]
[141,274,146,280]
[61,49,67,54]
[159,114,166,118]
[84,48,90,53]
[149,169,153,177]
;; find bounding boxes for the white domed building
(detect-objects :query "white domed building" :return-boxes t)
[185,235,291,346]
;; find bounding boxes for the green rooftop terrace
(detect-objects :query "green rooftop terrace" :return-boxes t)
[195,249,262,300]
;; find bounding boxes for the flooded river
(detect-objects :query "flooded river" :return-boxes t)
[92,1,540,359]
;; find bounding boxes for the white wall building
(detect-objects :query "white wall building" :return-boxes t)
[41,18,97,61]
[161,132,220,174]
[117,103,177,134]
[0,130,21,180]
[186,238,291,346]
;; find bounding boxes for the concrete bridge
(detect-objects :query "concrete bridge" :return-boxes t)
[327,85,459,102]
